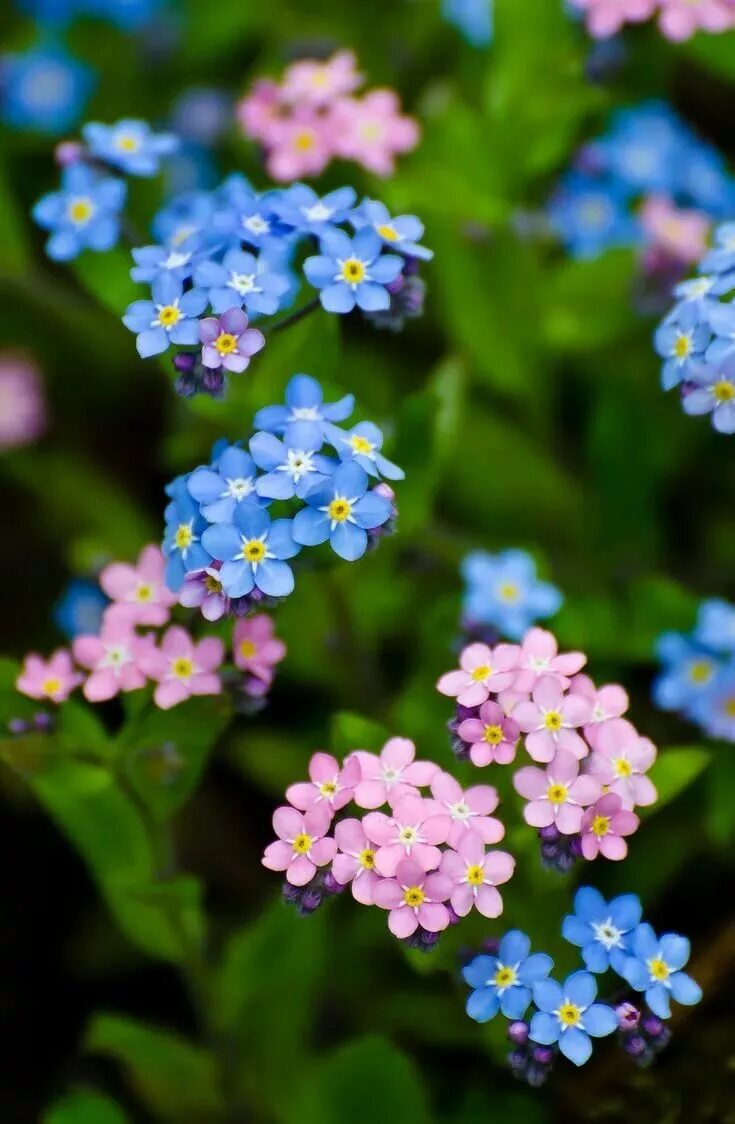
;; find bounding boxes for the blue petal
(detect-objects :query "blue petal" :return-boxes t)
[233,503,269,538]
[333,461,368,498]
[330,521,367,561]
[201,523,241,562]
[581,1003,617,1037]
[659,934,690,972]
[529,1011,560,1045]
[500,985,531,1020]
[219,559,255,598]
[559,1027,592,1066]
[286,374,322,408]
[582,943,610,975]
[188,468,225,504]
[499,930,531,965]
[320,283,356,314]
[256,470,295,500]
[202,496,237,523]
[137,327,169,358]
[303,254,337,288]
[253,404,288,433]
[573,886,607,922]
[533,978,563,1014]
[561,915,591,948]
[268,518,301,560]
[620,957,649,992]
[292,507,330,546]
[351,492,392,530]
[609,894,643,932]
[355,281,390,312]
[632,923,659,961]
[169,320,200,346]
[250,430,286,471]
[669,972,702,1007]
[462,955,495,989]
[255,558,295,597]
[646,983,671,1019]
[218,446,255,479]
[564,972,597,1008]
[518,953,553,985]
[369,254,403,284]
[465,987,500,1023]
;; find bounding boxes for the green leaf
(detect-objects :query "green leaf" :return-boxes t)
[43,1088,130,1124]
[331,711,389,756]
[85,1014,222,1121]
[0,158,31,279]
[647,747,711,811]
[72,248,139,318]
[706,749,735,845]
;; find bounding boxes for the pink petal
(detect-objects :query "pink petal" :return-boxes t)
[194,636,224,671]
[456,682,488,707]
[285,782,318,811]
[596,718,639,756]
[395,858,426,887]
[353,779,388,810]
[423,872,453,902]
[261,840,293,871]
[72,635,103,668]
[569,775,602,806]
[451,883,474,917]
[599,834,627,861]
[430,770,461,803]
[417,902,450,932]
[525,730,556,763]
[513,766,548,800]
[381,737,415,770]
[475,884,503,918]
[468,816,505,846]
[402,761,439,786]
[550,749,580,784]
[598,683,629,716]
[556,729,589,759]
[628,737,656,771]
[562,694,593,727]
[458,718,485,742]
[372,878,403,909]
[388,906,418,938]
[456,831,484,864]
[331,853,359,884]
[340,755,362,787]
[580,834,600,861]
[465,785,499,815]
[286,854,316,886]
[553,651,586,676]
[154,679,190,709]
[82,668,120,703]
[303,805,333,838]
[374,844,405,877]
[362,811,395,846]
[469,745,493,767]
[555,803,583,834]
[436,670,468,697]
[335,817,367,853]
[611,810,639,837]
[352,869,378,905]
[309,752,339,783]
[493,643,521,671]
[629,775,657,806]
[273,805,304,842]
[309,837,337,866]
[409,843,442,872]
[460,643,493,672]
[534,676,563,710]
[440,849,467,879]
[391,794,427,825]
[421,814,452,845]
[483,850,515,886]
[99,562,136,600]
[524,800,555,828]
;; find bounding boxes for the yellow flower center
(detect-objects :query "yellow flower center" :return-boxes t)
[350,435,373,454]
[674,334,691,359]
[42,676,62,696]
[376,223,399,241]
[359,121,382,141]
[171,657,194,679]
[174,523,193,550]
[713,379,735,402]
[544,710,563,731]
[483,724,504,745]
[613,756,632,778]
[117,134,140,152]
[292,833,312,854]
[204,574,222,594]
[591,814,611,837]
[293,130,316,151]
[135,583,152,602]
[340,257,367,284]
[214,332,238,355]
[494,965,517,988]
[67,196,94,224]
[319,781,337,797]
[648,958,670,982]
[557,1002,582,1028]
[689,660,713,684]
[466,864,485,886]
[328,498,352,522]
[471,664,491,682]
[403,886,425,907]
[158,304,181,328]
[310,69,329,87]
[239,639,257,659]
[498,582,520,603]
[547,783,568,804]
[724,697,735,718]
[358,848,375,870]
[241,539,266,563]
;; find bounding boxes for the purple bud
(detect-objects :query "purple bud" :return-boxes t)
[8,718,29,736]
[532,1045,554,1065]
[202,367,225,395]
[322,871,344,895]
[508,1021,529,1046]
[538,825,560,844]
[300,888,323,914]
[568,833,584,857]
[641,1013,665,1038]
[55,140,85,167]
[445,904,462,926]
[624,1034,649,1058]
[33,712,54,732]
[508,1049,528,1073]
[616,1001,641,1031]
[173,352,197,373]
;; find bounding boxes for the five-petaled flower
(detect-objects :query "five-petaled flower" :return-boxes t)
[456,700,520,766]
[440,832,515,918]
[618,923,702,1018]
[372,858,452,938]
[123,274,207,359]
[363,793,450,876]
[529,971,618,1066]
[304,228,403,314]
[99,543,177,627]
[201,504,300,599]
[16,649,82,704]
[330,817,382,904]
[32,162,126,262]
[72,616,155,702]
[292,462,393,561]
[463,929,553,1022]
[513,678,592,762]
[513,749,602,834]
[351,736,439,810]
[262,805,337,887]
[436,642,520,708]
[138,626,223,709]
[82,119,177,176]
[199,308,265,373]
[187,444,263,524]
[429,771,504,848]
[579,794,639,861]
[562,886,642,974]
[286,752,361,813]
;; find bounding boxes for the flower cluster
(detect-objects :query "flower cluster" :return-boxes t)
[548,102,734,283]
[15,543,286,713]
[654,220,735,434]
[439,628,657,868]
[568,0,735,42]
[653,598,735,740]
[463,885,701,1082]
[236,50,419,181]
[262,737,515,947]
[460,549,562,642]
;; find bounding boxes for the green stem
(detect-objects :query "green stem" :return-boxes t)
[270,295,321,333]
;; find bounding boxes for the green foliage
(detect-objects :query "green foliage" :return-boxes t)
[43,1089,130,1124]
[646,746,711,811]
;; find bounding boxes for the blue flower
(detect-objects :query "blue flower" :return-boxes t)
[130,239,201,285]
[683,359,735,435]
[442,0,493,46]
[687,666,735,741]
[0,44,94,134]
[82,119,178,176]
[194,248,290,316]
[292,462,393,561]
[461,549,562,640]
[162,476,210,592]
[654,304,710,391]
[276,184,357,235]
[595,102,689,195]
[705,301,735,366]
[349,199,433,261]
[84,0,162,28]
[618,924,702,1019]
[253,374,354,449]
[324,421,404,481]
[529,971,618,1066]
[235,190,287,250]
[304,228,403,314]
[201,505,300,599]
[680,145,735,217]
[694,598,735,654]
[171,87,232,147]
[14,0,81,27]
[152,189,218,249]
[700,222,735,278]
[122,274,208,358]
[187,444,265,522]
[562,886,642,974]
[652,630,721,712]
[462,930,552,1022]
[250,431,335,501]
[54,578,108,639]
[671,276,723,320]
[547,174,636,260]
[32,162,126,261]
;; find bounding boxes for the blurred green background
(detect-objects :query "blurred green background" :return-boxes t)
[1,1,735,1120]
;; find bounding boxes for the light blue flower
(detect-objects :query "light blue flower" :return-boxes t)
[187,444,265,522]
[250,430,335,501]
[530,971,617,1066]
[700,222,735,278]
[462,930,552,1023]
[84,0,162,28]
[14,0,80,27]
[671,276,723,320]
[705,301,735,366]
[194,248,290,316]
[547,173,637,260]
[652,630,721,712]
[304,228,403,314]
[461,549,562,640]
[562,886,642,974]
[1,44,94,134]
[694,598,735,654]
[162,475,210,592]
[442,0,493,46]
[130,238,201,285]
[292,462,393,562]
[32,162,126,261]
[253,374,354,449]
[683,358,735,435]
[349,199,433,261]
[687,665,735,741]
[654,304,710,391]
[83,119,178,176]
[324,420,404,481]
[122,273,208,358]
[595,101,689,196]
[201,505,300,599]
[54,578,108,639]
[618,924,702,1019]
[276,184,357,236]
[151,189,218,249]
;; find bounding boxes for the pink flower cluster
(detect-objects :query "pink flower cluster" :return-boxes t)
[438,628,658,863]
[262,737,515,940]
[236,49,419,181]
[16,545,285,711]
[570,0,735,42]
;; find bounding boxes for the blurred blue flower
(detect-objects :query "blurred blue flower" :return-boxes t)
[694,598,735,654]
[162,475,210,592]
[253,374,354,449]
[187,444,264,523]
[32,162,126,261]
[618,924,702,1019]
[54,578,108,639]
[170,87,231,146]
[83,119,178,176]
[700,222,735,278]
[292,462,393,561]
[194,247,290,316]
[325,420,404,481]
[130,239,200,285]
[84,0,162,29]
[349,199,433,261]
[201,505,300,599]
[250,430,335,501]
[14,0,81,26]
[687,666,735,741]
[652,630,721,712]
[122,273,207,357]
[462,930,552,1022]
[548,173,637,259]
[562,886,642,974]
[682,359,735,435]
[529,971,617,1066]
[442,0,493,46]
[461,549,562,640]
[304,228,403,314]
[595,102,689,196]
[1,44,94,134]
[276,184,357,236]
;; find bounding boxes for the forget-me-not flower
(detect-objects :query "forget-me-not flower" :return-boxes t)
[187,444,265,523]
[562,886,642,974]
[276,184,357,236]
[304,228,403,314]
[652,630,721,712]
[163,476,210,592]
[253,374,354,448]
[683,359,735,435]
[122,274,207,357]
[250,430,335,501]
[83,119,178,176]
[201,505,300,598]
[349,199,433,261]
[461,549,562,640]
[325,421,404,481]
[462,929,552,1022]
[292,462,393,561]
[694,598,735,654]
[194,247,290,315]
[1,44,94,134]
[529,971,617,1066]
[654,304,711,390]
[618,924,702,1019]
[32,162,126,261]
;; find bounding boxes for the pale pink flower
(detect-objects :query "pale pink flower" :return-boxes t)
[236,80,283,142]
[280,50,362,106]
[436,642,520,708]
[363,793,450,876]
[286,751,361,813]
[372,858,452,938]
[569,0,658,37]
[265,109,334,182]
[179,564,230,622]
[570,673,629,751]
[352,736,438,809]
[457,700,520,766]
[138,625,223,710]
[73,617,155,703]
[513,677,592,763]
[99,543,177,627]
[658,0,735,41]
[585,718,658,809]
[262,805,336,887]
[330,90,419,177]
[440,832,515,918]
[639,195,711,266]
[330,817,381,904]
[513,749,602,835]
[16,649,81,704]
[580,793,639,861]
[232,614,286,678]
[512,627,586,694]
[0,353,46,450]
[429,771,504,848]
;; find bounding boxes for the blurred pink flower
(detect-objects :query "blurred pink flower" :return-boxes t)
[372,858,452,938]
[280,49,362,106]
[440,832,515,918]
[585,718,658,808]
[16,649,81,703]
[437,641,520,707]
[658,0,735,41]
[569,0,657,37]
[513,677,592,762]
[429,771,504,848]
[99,543,176,627]
[138,625,223,709]
[580,793,639,860]
[236,79,283,142]
[363,793,450,876]
[0,354,46,451]
[352,736,438,809]
[265,110,334,182]
[262,805,336,886]
[330,90,419,176]
[513,749,602,834]
[286,751,360,813]
[331,816,381,904]
[457,699,520,766]
[232,614,285,679]
[639,195,711,266]
[73,616,155,702]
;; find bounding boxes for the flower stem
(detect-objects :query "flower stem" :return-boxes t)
[270,296,321,333]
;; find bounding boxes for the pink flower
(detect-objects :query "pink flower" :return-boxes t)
[179,564,230,622]
[363,794,449,876]
[372,858,452,938]
[286,752,361,813]
[513,749,602,835]
[580,794,639,861]
[436,642,520,707]
[513,677,592,762]
[99,543,177,627]
[265,109,334,182]
[639,195,711,266]
[569,0,657,37]
[262,805,336,887]
[0,353,46,450]
[232,614,286,678]
[585,719,658,809]
[570,674,629,751]
[330,817,381,904]
[16,649,81,704]
[512,628,586,694]
[657,0,735,41]
[457,700,520,766]
[280,50,363,106]
[440,832,515,918]
[138,626,223,710]
[236,80,283,143]
[429,771,504,848]
[73,618,154,703]
[200,308,265,374]
[352,737,438,809]
[330,90,419,177]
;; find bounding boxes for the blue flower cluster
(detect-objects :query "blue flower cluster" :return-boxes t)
[549,102,735,260]
[461,549,562,641]
[0,43,94,134]
[162,374,403,601]
[653,598,735,741]
[462,886,700,1081]
[654,221,735,435]
[14,0,162,30]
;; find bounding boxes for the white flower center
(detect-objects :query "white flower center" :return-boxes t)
[243,214,270,236]
[281,449,316,481]
[448,800,472,821]
[290,405,321,421]
[228,271,261,296]
[303,202,332,222]
[222,476,256,500]
[100,644,132,674]
[591,918,625,950]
